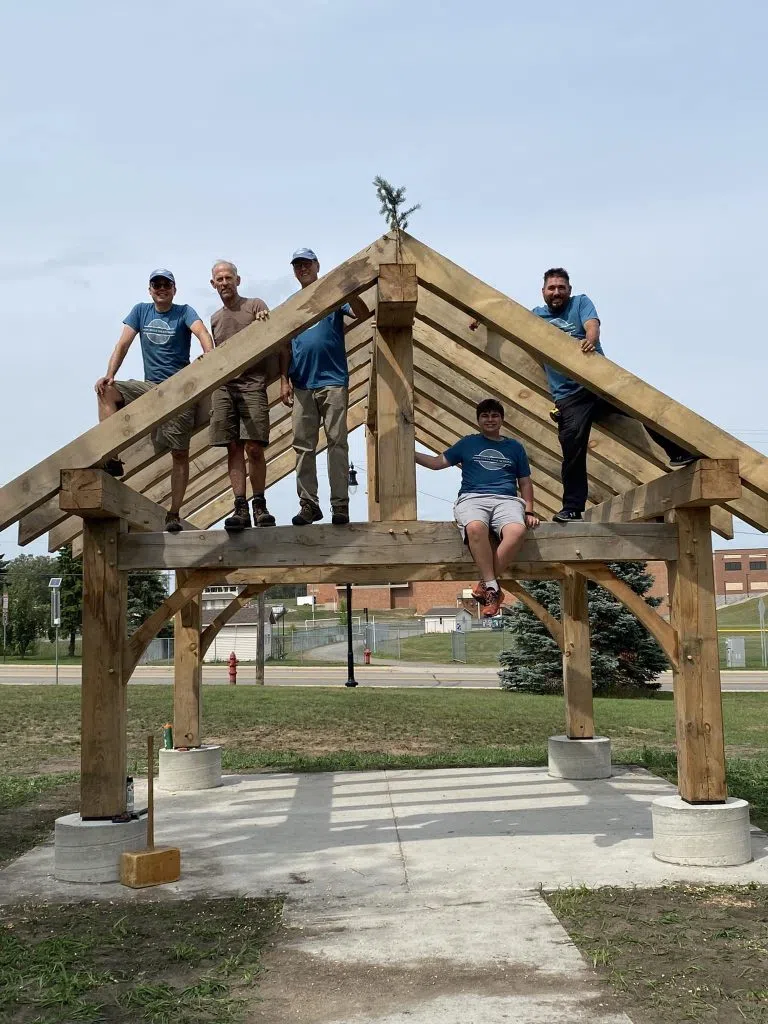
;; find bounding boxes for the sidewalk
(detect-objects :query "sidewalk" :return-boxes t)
[3,766,767,1021]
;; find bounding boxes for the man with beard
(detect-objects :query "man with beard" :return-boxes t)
[533,268,696,523]
[208,260,276,531]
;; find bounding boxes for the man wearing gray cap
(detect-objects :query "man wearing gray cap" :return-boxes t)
[280,248,368,526]
[95,269,214,532]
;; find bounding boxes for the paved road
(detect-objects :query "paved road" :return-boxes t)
[1,664,767,691]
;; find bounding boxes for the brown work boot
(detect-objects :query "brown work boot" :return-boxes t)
[224,497,252,532]
[165,511,183,534]
[292,499,323,526]
[252,496,276,527]
[471,580,489,605]
[331,503,350,525]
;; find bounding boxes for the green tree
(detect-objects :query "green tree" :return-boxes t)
[338,597,348,626]
[265,584,307,601]
[127,571,171,637]
[0,553,8,655]
[499,562,667,696]
[6,554,58,657]
[57,545,83,657]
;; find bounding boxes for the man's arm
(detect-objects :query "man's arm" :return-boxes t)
[582,318,600,354]
[346,295,369,321]
[415,452,451,471]
[190,319,214,354]
[518,476,540,527]
[95,325,137,395]
[278,344,293,407]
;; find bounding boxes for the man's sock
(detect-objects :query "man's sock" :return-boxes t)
[484,578,499,592]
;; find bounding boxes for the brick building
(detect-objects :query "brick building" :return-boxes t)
[713,548,768,600]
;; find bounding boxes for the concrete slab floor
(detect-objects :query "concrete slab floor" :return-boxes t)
[2,766,767,1023]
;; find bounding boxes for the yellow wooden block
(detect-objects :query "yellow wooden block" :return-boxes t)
[120,847,181,888]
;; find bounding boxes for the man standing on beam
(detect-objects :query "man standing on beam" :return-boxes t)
[94,269,214,532]
[532,268,696,523]
[414,398,540,617]
[280,247,368,526]
[208,260,276,532]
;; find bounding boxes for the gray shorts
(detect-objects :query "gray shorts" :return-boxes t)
[454,492,526,541]
[114,379,195,452]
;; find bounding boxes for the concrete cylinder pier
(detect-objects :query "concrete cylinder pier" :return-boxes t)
[652,795,752,866]
[548,735,612,780]
[55,814,147,883]
[158,744,222,792]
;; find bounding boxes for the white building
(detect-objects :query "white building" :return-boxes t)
[201,603,280,663]
[422,606,474,634]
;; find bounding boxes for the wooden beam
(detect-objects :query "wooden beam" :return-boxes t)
[582,460,741,524]
[366,425,381,522]
[185,562,570,586]
[376,263,418,327]
[117,521,679,571]
[375,310,417,520]
[200,585,265,657]
[668,509,727,803]
[576,562,678,671]
[81,518,127,818]
[59,469,197,533]
[1,234,395,531]
[560,568,594,739]
[402,232,768,503]
[174,570,202,748]
[502,580,564,650]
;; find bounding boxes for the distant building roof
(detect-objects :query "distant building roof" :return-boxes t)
[201,605,279,627]
[423,606,471,617]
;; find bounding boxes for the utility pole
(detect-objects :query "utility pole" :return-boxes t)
[344,582,357,687]
[255,592,266,685]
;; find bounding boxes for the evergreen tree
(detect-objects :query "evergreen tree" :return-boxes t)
[127,572,171,636]
[57,545,83,656]
[6,554,58,657]
[499,561,667,696]
[373,176,420,261]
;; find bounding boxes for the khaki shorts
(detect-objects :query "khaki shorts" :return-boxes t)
[114,379,195,452]
[454,492,526,541]
[209,384,270,446]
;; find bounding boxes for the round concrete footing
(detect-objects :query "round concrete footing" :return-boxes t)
[55,814,147,883]
[158,745,222,792]
[652,795,752,866]
[548,735,612,779]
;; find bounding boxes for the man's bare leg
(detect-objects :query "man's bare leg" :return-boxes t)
[494,523,527,579]
[245,441,267,495]
[97,385,122,422]
[465,521,496,581]
[169,450,190,515]
[227,441,247,496]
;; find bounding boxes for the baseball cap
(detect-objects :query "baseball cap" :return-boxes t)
[149,268,176,284]
[290,248,318,264]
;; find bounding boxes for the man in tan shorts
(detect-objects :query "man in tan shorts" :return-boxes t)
[209,260,276,531]
[95,269,214,532]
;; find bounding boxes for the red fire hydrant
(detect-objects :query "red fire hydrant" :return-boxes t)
[228,651,238,686]
[363,647,371,665]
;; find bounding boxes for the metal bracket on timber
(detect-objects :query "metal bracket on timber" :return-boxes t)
[376,263,417,520]
[116,521,680,572]
[502,579,564,651]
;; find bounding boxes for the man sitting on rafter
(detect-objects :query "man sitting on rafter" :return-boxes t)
[415,399,540,616]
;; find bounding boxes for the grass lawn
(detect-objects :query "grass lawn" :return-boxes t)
[0,897,282,1023]
[398,629,508,663]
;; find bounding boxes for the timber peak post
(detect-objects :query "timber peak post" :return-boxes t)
[559,568,594,739]
[376,263,417,520]
[174,569,202,748]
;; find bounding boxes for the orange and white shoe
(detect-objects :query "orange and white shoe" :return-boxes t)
[483,588,503,617]
[471,580,489,604]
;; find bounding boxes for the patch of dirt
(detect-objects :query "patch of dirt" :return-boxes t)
[0,779,79,866]
[248,944,620,1023]
[209,728,439,756]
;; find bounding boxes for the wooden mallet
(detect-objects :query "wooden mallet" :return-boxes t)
[120,734,181,888]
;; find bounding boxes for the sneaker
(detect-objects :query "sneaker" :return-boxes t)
[224,497,252,532]
[102,458,124,478]
[292,500,323,526]
[331,505,350,525]
[471,580,489,605]
[482,588,503,617]
[165,511,183,534]
[552,509,583,524]
[669,454,699,468]
[251,497,276,527]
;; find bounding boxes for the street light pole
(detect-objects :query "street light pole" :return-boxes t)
[344,582,357,687]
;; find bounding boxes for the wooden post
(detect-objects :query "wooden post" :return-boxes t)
[376,264,417,521]
[255,591,266,686]
[667,508,727,802]
[81,518,127,818]
[173,569,202,748]
[366,425,381,522]
[560,568,594,739]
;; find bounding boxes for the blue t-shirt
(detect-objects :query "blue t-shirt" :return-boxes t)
[289,304,352,390]
[443,434,531,497]
[123,302,200,383]
[531,294,603,402]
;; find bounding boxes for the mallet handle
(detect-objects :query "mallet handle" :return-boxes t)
[147,733,154,850]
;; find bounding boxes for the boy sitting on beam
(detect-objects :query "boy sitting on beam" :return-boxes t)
[415,398,540,616]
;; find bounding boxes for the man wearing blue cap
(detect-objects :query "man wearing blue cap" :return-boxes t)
[280,248,368,526]
[95,269,214,532]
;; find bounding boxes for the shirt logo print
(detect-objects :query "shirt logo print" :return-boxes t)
[473,449,512,472]
[145,318,175,346]
[550,317,579,336]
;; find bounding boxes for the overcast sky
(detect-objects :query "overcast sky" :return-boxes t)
[1,0,767,559]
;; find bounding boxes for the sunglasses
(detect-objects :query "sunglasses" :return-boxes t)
[150,279,173,289]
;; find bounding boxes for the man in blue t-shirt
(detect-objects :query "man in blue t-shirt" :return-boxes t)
[279,248,369,526]
[94,269,214,532]
[415,398,540,617]
[532,267,695,523]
